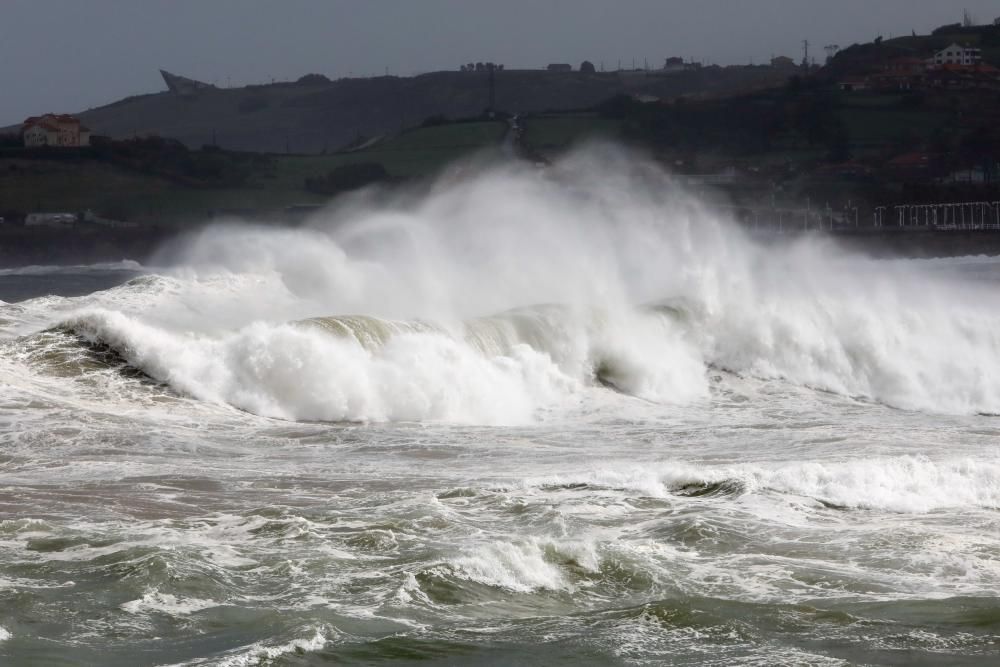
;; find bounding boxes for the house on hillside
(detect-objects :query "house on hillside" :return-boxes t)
[872,57,927,90]
[885,152,933,182]
[925,63,1000,91]
[663,57,686,72]
[22,114,91,147]
[929,43,982,66]
[838,76,870,92]
[546,63,572,72]
[23,121,60,147]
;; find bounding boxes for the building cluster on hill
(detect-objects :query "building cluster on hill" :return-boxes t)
[838,43,1000,93]
[460,62,503,72]
[21,114,91,147]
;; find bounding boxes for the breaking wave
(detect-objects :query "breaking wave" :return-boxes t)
[57,302,703,424]
[9,145,1000,422]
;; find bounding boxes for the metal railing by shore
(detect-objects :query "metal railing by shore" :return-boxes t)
[873,201,1000,231]
[719,201,1000,234]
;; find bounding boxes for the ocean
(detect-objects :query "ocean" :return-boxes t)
[1,151,998,665]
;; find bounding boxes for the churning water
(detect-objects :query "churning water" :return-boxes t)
[1,149,999,665]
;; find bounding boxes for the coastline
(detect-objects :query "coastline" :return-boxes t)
[5,224,1000,269]
[0,225,181,267]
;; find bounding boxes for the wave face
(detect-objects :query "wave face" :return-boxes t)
[8,145,1000,421]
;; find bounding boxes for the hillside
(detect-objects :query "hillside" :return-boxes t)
[822,21,1000,79]
[6,68,794,154]
[0,121,507,226]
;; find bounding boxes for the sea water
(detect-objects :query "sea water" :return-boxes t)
[1,149,998,665]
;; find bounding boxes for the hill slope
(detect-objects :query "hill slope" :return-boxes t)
[20,68,793,154]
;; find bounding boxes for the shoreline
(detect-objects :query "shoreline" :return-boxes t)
[4,224,1000,269]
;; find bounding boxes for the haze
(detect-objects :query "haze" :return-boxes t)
[2,0,998,126]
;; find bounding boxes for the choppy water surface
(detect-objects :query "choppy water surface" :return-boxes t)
[1,153,999,665]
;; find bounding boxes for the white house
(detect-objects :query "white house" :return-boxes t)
[23,122,60,147]
[930,43,982,66]
[22,114,91,147]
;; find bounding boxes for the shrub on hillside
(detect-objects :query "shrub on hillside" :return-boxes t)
[304,162,388,196]
[297,73,331,84]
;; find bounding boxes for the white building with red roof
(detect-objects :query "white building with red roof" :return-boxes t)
[22,114,91,147]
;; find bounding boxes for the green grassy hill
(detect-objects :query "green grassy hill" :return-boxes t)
[522,114,623,155]
[0,121,507,225]
[2,67,794,155]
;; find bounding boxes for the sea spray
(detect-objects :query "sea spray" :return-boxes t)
[11,144,1000,418]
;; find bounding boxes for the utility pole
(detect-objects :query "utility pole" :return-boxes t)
[802,40,810,68]
[487,63,496,114]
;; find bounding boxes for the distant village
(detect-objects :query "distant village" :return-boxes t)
[837,42,996,93]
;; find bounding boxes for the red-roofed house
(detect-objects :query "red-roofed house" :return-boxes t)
[885,152,934,181]
[22,114,91,147]
[925,63,1000,91]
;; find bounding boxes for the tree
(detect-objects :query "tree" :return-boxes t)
[580,60,596,73]
[296,73,330,84]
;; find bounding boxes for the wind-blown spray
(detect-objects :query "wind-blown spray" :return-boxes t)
[14,145,1000,422]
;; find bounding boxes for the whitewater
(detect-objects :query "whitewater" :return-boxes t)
[1,148,999,665]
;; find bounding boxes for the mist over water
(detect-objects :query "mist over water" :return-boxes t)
[2,146,1000,665]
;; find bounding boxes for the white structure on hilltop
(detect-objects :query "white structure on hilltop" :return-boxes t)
[929,43,982,66]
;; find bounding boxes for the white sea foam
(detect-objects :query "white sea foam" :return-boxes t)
[163,628,329,667]
[63,309,579,424]
[446,537,601,592]
[120,590,218,616]
[0,626,10,642]
[9,146,1000,421]
[520,456,1000,513]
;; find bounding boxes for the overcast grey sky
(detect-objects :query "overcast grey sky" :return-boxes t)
[1,0,997,125]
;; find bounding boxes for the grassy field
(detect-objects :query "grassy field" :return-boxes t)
[261,121,507,186]
[837,106,949,147]
[522,114,623,152]
[0,121,507,225]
